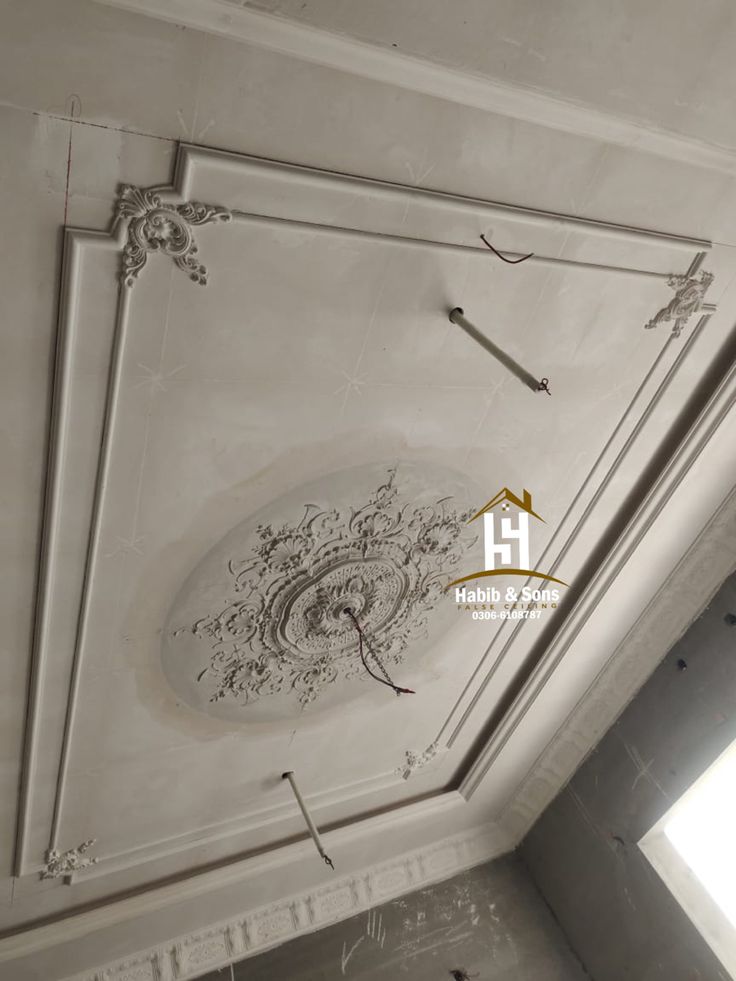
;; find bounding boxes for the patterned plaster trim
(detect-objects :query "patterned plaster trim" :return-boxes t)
[498,485,736,841]
[644,267,715,337]
[459,335,736,801]
[116,184,231,286]
[5,823,507,981]
[40,839,99,880]
[398,742,442,780]
[16,139,720,885]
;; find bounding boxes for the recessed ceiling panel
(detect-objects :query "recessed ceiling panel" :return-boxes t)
[16,144,729,891]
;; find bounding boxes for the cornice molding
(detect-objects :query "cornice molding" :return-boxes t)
[0,821,508,979]
[498,485,736,840]
[94,0,736,174]
[460,342,736,801]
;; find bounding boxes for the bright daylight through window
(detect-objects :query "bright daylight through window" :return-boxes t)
[665,741,736,928]
[640,739,736,980]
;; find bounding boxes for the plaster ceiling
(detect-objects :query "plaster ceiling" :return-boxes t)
[4,7,736,964]
[13,140,736,906]
[0,0,736,981]
[234,0,736,148]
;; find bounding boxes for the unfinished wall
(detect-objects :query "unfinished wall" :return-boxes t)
[194,856,589,981]
[522,571,736,981]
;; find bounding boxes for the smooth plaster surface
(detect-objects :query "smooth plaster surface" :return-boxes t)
[193,856,589,981]
[522,571,736,981]
[240,0,736,151]
[4,0,736,973]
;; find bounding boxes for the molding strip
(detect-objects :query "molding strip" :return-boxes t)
[180,144,709,251]
[16,141,720,885]
[0,820,508,974]
[461,344,736,799]
[95,0,736,175]
[499,484,736,838]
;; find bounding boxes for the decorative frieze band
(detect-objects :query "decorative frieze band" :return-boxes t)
[59,824,506,981]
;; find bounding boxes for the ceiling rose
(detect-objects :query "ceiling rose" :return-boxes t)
[162,463,481,722]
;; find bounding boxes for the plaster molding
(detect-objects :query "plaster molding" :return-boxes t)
[465,346,736,807]
[94,0,736,175]
[644,268,715,337]
[498,486,736,840]
[439,306,715,760]
[168,468,474,711]
[40,839,99,880]
[1,821,508,977]
[116,184,231,286]
[16,141,727,887]
[398,742,441,780]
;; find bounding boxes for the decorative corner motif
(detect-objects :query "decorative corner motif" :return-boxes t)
[645,269,714,337]
[172,470,475,709]
[398,741,440,779]
[41,838,99,879]
[115,184,231,288]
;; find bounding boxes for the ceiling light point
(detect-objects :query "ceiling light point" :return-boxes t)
[448,307,551,394]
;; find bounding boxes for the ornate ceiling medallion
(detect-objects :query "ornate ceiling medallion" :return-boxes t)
[162,464,480,721]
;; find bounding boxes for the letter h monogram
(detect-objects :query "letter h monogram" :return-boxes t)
[483,511,530,571]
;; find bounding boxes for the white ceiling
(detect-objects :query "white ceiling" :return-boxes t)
[3,2,736,980]
[235,0,736,149]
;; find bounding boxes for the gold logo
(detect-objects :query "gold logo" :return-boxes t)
[447,487,568,589]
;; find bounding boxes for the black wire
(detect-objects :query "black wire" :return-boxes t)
[344,610,415,697]
[480,233,534,264]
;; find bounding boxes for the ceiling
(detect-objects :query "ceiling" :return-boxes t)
[232,0,736,148]
[3,2,736,980]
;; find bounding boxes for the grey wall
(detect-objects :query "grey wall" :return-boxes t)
[522,571,736,981]
[194,857,589,980]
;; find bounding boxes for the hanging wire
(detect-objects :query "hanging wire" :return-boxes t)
[480,233,534,264]
[343,609,415,696]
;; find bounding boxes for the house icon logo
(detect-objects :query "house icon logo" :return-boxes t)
[471,487,542,573]
[448,487,568,597]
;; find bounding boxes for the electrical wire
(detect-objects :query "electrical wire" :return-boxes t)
[343,609,415,696]
[480,233,534,264]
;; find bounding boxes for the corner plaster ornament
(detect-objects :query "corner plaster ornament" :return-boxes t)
[398,741,440,779]
[40,839,98,879]
[644,269,714,337]
[163,464,480,720]
[115,184,231,287]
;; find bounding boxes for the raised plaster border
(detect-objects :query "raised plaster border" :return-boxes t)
[497,483,736,839]
[16,140,719,884]
[0,820,508,976]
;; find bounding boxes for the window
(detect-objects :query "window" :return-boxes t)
[640,740,736,978]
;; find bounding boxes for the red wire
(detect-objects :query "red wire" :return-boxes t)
[344,610,415,696]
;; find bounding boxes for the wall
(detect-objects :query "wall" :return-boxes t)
[522,571,736,981]
[194,856,589,981]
